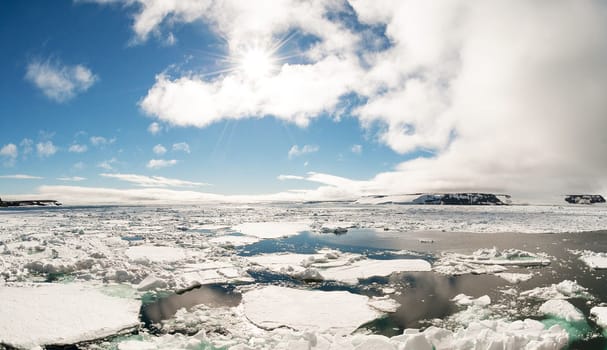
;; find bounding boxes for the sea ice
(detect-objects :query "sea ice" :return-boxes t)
[569,249,607,269]
[125,245,195,263]
[539,299,585,322]
[434,247,550,275]
[319,258,431,284]
[495,272,534,283]
[590,306,607,328]
[209,234,261,247]
[520,280,591,300]
[0,283,140,348]
[232,221,310,239]
[242,286,382,335]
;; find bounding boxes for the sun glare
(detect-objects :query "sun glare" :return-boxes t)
[238,47,275,79]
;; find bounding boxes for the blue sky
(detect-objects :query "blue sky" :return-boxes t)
[1,1,607,203]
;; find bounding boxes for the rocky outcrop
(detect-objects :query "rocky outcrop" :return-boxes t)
[0,197,61,207]
[565,195,605,204]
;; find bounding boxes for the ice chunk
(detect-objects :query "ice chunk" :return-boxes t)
[539,299,585,322]
[590,306,607,329]
[452,294,491,306]
[233,221,310,239]
[319,259,431,284]
[242,286,382,335]
[521,280,591,300]
[368,296,401,313]
[434,248,550,275]
[570,249,607,269]
[0,283,140,348]
[125,246,194,263]
[209,235,260,246]
[136,275,167,291]
[494,272,534,283]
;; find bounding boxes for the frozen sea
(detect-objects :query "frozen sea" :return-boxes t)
[1,203,607,349]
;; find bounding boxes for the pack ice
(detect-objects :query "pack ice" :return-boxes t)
[0,283,140,349]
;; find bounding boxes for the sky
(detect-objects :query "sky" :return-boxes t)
[1,0,607,204]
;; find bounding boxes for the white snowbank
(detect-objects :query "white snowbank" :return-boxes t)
[495,272,534,283]
[233,221,310,239]
[569,249,607,269]
[590,306,607,328]
[125,245,194,263]
[0,283,140,348]
[539,299,585,322]
[521,280,591,300]
[242,286,382,335]
[434,247,550,275]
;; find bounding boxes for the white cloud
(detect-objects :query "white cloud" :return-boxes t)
[172,142,190,153]
[89,0,607,198]
[90,136,115,146]
[0,144,18,159]
[0,174,43,180]
[57,176,87,181]
[288,144,319,159]
[147,122,162,135]
[97,158,117,170]
[68,144,88,153]
[277,175,305,181]
[351,144,362,154]
[20,139,33,156]
[36,141,57,158]
[152,144,167,155]
[25,59,97,102]
[100,173,208,187]
[147,159,178,169]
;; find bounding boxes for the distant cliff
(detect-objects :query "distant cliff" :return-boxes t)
[564,195,605,205]
[0,197,62,207]
[356,193,510,205]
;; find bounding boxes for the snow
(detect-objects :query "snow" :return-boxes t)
[242,286,382,335]
[0,283,140,348]
[319,258,431,284]
[232,221,310,239]
[539,299,585,322]
[136,274,167,291]
[591,306,607,328]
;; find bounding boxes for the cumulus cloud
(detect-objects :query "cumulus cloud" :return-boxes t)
[25,59,97,102]
[90,136,115,146]
[100,173,208,187]
[0,174,43,180]
[288,144,319,159]
[351,144,362,154]
[152,144,167,155]
[147,159,177,169]
[68,144,88,153]
[36,141,57,157]
[97,158,117,170]
[90,0,607,199]
[172,142,190,153]
[20,139,33,156]
[147,122,162,135]
[1,144,18,166]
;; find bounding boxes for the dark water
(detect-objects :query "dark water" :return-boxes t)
[145,229,607,348]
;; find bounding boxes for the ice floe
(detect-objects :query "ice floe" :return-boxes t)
[520,280,592,300]
[434,247,550,275]
[0,283,140,349]
[232,221,310,239]
[539,299,585,322]
[590,306,607,329]
[125,245,196,263]
[242,286,382,335]
[245,250,430,284]
[494,272,534,283]
[569,249,607,269]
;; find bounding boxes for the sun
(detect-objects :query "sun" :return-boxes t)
[237,47,276,79]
